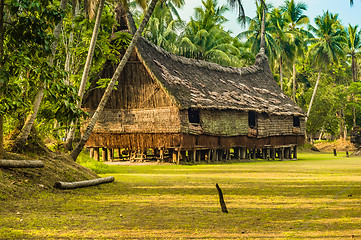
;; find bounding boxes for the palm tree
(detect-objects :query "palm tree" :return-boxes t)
[306,11,346,122]
[268,7,293,90]
[239,2,278,62]
[70,0,160,160]
[281,0,309,100]
[346,24,361,126]
[143,2,182,53]
[177,0,242,66]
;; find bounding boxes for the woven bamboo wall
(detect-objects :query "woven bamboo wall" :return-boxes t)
[84,107,181,134]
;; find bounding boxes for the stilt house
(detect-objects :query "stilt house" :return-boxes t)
[82,10,306,163]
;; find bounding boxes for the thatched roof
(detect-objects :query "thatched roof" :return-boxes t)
[124,12,304,116]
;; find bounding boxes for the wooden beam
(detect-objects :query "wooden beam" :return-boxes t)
[89,148,94,158]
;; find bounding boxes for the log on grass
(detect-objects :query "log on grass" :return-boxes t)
[0,160,44,168]
[54,176,115,189]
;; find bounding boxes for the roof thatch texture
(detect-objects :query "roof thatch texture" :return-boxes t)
[123,12,304,116]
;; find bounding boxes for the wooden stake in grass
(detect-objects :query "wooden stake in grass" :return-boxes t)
[216,183,228,213]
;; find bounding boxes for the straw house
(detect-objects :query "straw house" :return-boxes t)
[82,10,306,163]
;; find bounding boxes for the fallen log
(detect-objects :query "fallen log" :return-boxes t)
[0,160,44,168]
[54,176,115,189]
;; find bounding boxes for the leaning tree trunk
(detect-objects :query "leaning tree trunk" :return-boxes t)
[70,0,159,161]
[306,70,321,122]
[12,0,68,150]
[279,57,283,90]
[292,62,296,101]
[65,0,105,151]
[0,0,5,158]
[259,7,266,50]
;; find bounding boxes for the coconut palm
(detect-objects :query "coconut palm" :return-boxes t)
[143,2,182,53]
[281,0,309,100]
[346,24,361,126]
[177,0,242,66]
[268,7,294,90]
[239,2,278,62]
[306,11,346,121]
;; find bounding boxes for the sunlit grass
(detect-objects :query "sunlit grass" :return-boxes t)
[1,152,361,239]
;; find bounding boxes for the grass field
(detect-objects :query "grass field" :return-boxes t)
[1,152,361,239]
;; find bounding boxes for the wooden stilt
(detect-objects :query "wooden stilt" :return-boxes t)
[89,148,94,159]
[212,149,217,162]
[102,148,108,162]
[280,147,284,160]
[193,149,197,163]
[207,149,212,163]
[270,148,275,160]
[293,146,297,159]
[159,149,164,163]
[109,149,114,162]
[177,148,181,165]
[94,147,100,161]
[197,150,201,162]
[240,147,246,159]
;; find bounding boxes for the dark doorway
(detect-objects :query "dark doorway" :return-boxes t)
[188,109,200,124]
[248,111,257,128]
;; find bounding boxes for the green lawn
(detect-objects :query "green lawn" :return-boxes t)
[1,152,361,239]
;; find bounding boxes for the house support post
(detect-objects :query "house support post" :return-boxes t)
[159,148,164,163]
[280,147,284,161]
[94,147,100,161]
[293,146,297,159]
[109,149,114,162]
[192,149,197,163]
[270,148,275,160]
[89,148,94,159]
[212,149,218,162]
[207,149,211,163]
[197,150,202,162]
[262,148,267,159]
[102,148,108,161]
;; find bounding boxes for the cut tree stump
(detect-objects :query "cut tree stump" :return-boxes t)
[54,176,115,189]
[0,160,44,168]
[216,183,228,213]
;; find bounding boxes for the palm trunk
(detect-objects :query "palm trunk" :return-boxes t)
[306,70,321,122]
[13,0,68,147]
[292,62,296,101]
[279,57,283,90]
[352,55,358,127]
[70,0,159,161]
[65,0,105,150]
[259,7,266,50]
[0,0,5,157]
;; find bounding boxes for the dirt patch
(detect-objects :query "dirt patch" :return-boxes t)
[314,139,357,152]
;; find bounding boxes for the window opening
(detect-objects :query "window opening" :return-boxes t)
[188,109,200,124]
[248,111,257,128]
[293,116,300,127]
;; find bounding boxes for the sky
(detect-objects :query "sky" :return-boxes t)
[177,0,361,36]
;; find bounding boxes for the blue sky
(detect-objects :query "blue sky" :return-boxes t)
[177,0,361,35]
